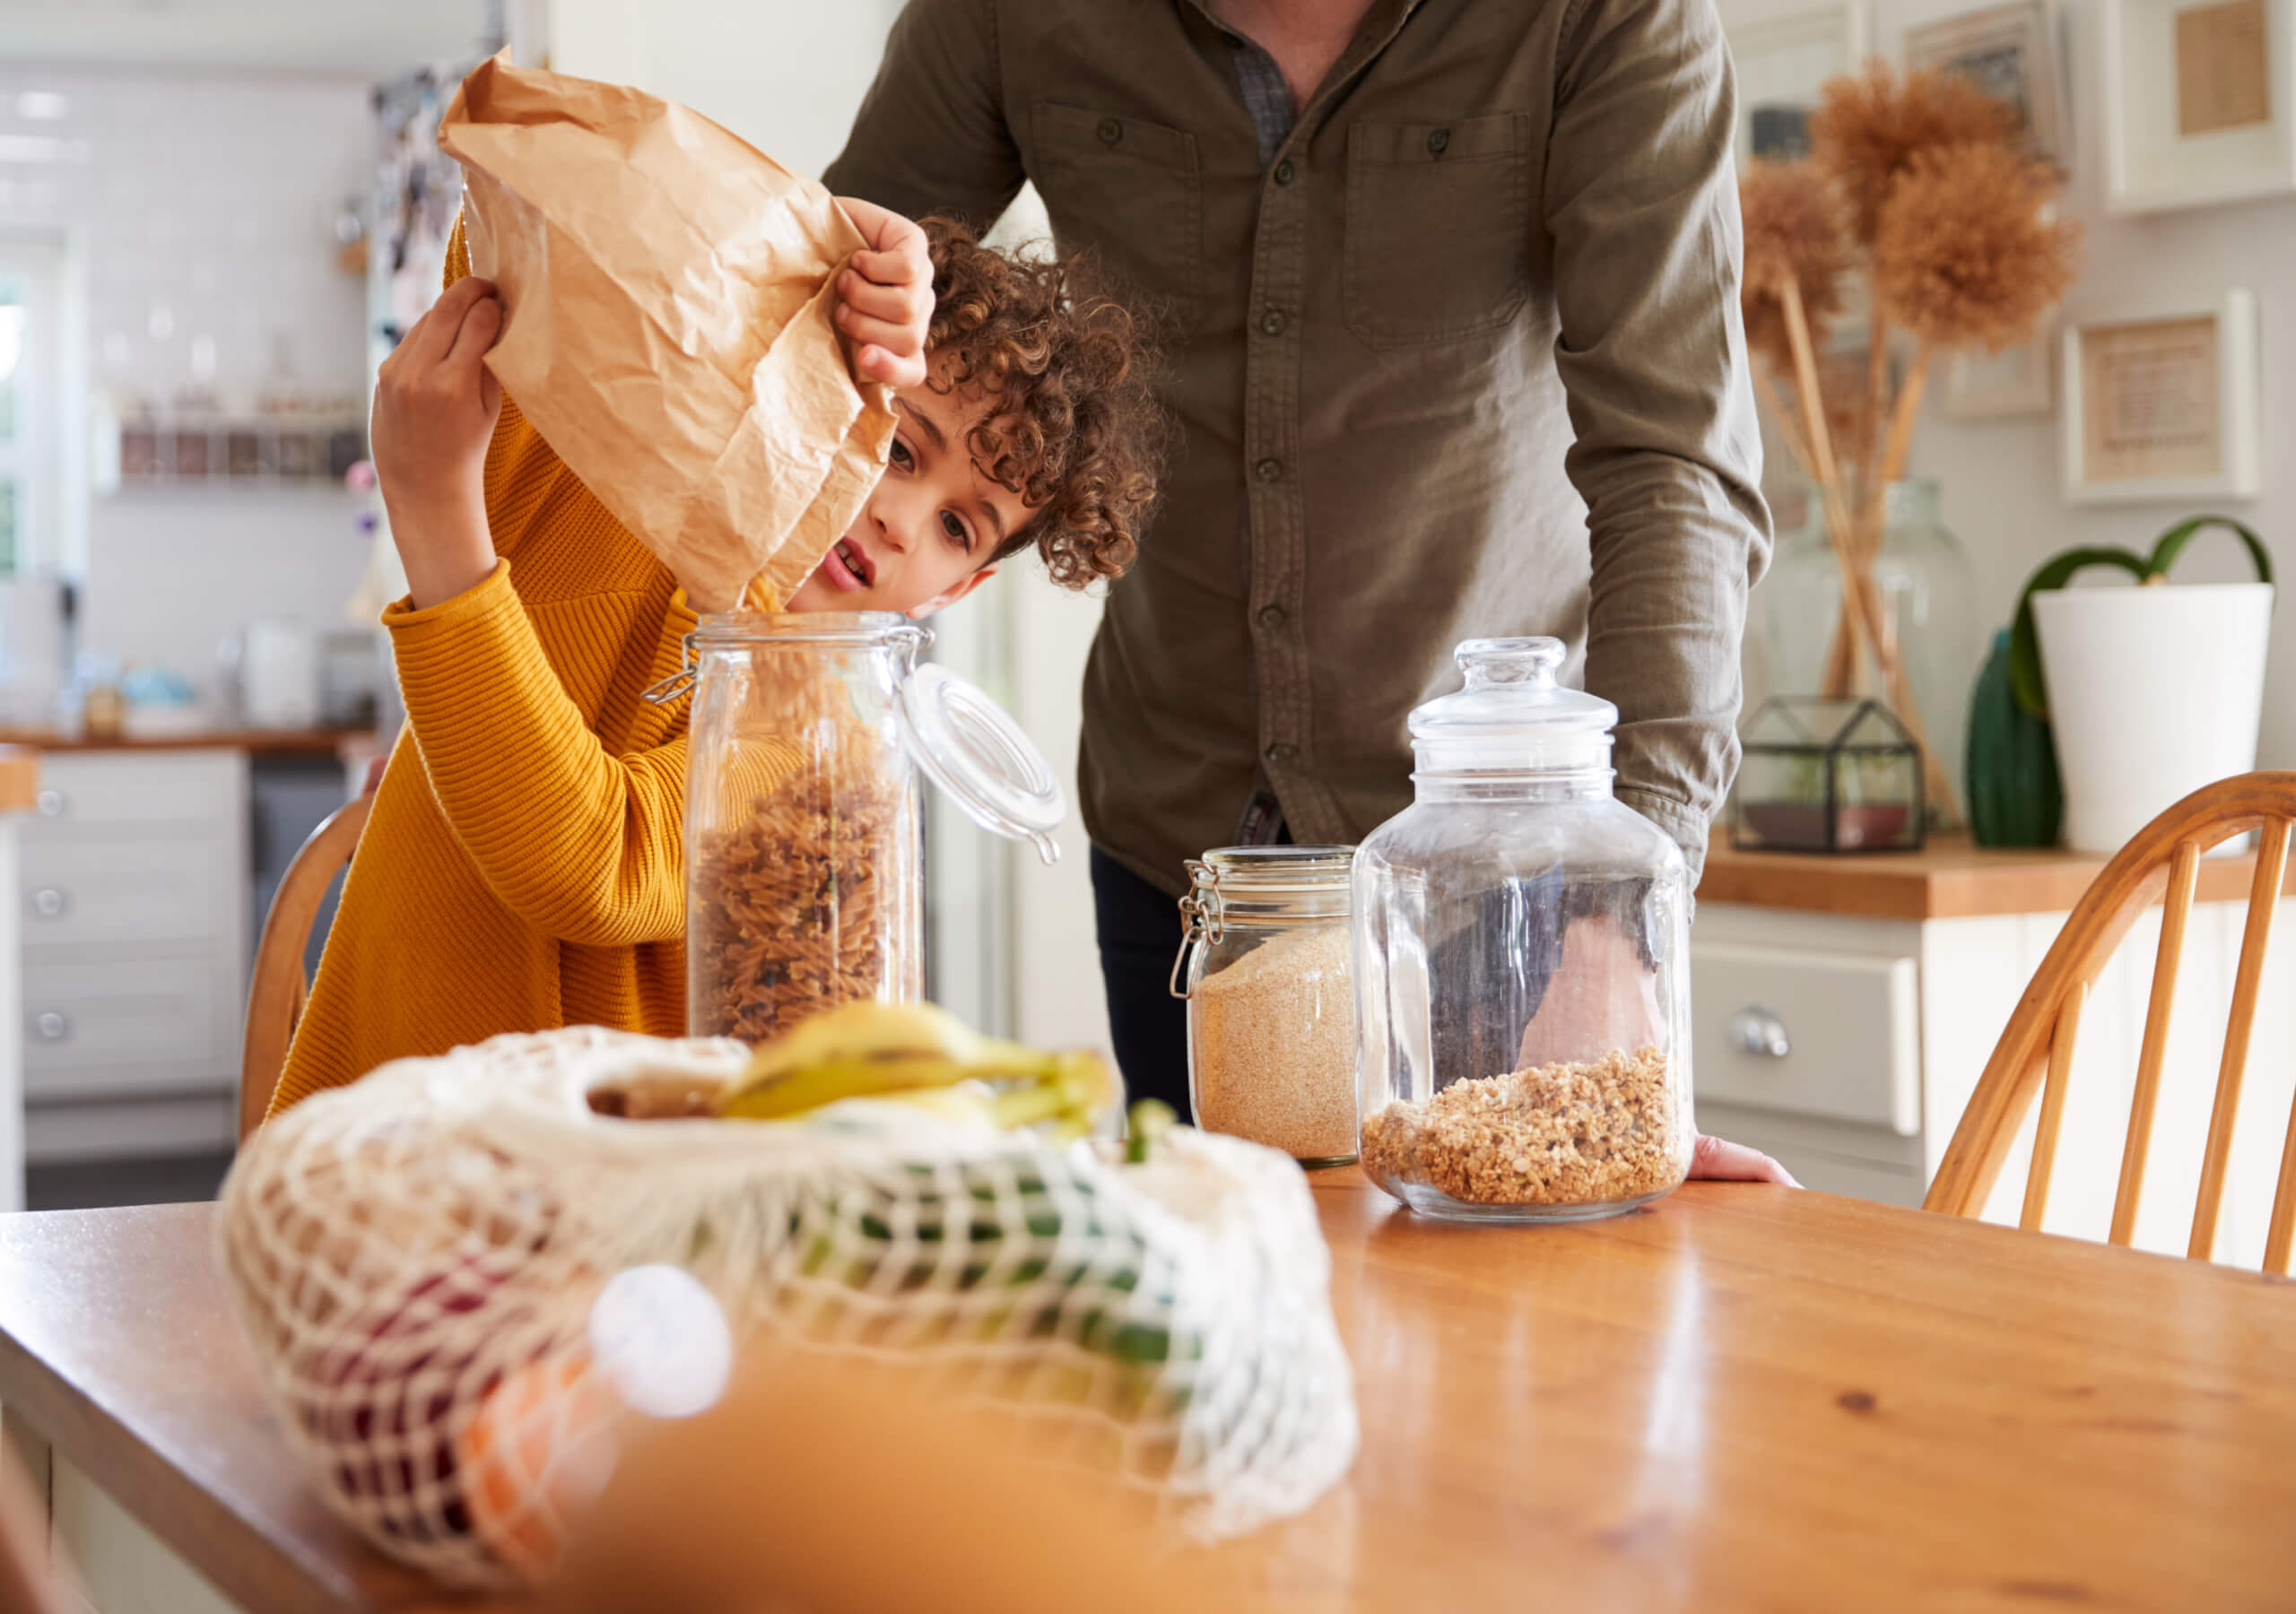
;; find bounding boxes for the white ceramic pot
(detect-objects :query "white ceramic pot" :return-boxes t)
[2032,581,2274,855]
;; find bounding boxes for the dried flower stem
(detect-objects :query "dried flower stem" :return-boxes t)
[1779,279,1910,719]
[1779,279,1841,491]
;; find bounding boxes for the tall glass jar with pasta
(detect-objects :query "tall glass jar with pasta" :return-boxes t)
[658,612,1062,1044]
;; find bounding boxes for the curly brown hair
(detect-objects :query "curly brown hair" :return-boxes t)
[919,217,1164,589]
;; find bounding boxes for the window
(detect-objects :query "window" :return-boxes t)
[0,237,65,578]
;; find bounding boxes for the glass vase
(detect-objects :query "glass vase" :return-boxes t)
[1760,479,1979,822]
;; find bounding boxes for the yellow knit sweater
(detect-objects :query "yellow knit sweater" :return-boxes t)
[272,227,768,1115]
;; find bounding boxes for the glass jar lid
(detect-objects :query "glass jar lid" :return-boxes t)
[898,662,1065,866]
[1408,637,1614,774]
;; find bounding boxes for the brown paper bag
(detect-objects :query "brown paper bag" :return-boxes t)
[439,55,893,610]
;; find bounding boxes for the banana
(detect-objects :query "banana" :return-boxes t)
[735,1002,1039,1089]
[716,1001,1116,1138]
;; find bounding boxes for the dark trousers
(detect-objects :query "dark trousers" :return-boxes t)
[1090,847,1193,1118]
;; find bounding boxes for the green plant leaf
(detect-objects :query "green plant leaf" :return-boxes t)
[2145,514,2275,587]
[2008,547,2151,716]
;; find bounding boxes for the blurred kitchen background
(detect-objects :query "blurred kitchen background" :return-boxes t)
[0,0,2287,1211]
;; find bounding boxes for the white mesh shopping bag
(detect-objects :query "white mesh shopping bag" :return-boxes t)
[217,1028,1358,1586]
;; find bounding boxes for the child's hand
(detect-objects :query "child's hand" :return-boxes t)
[833,197,934,390]
[373,276,504,609]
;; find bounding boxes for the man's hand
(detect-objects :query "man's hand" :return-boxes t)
[1690,1133,1801,1187]
[373,276,503,610]
[833,196,934,389]
[1512,915,1800,1188]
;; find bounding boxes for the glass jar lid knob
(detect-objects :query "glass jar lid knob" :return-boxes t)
[1407,635,1617,772]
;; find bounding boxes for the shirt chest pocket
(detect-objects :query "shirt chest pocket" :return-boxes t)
[1031,101,1202,327]
[1344,113,1533,348]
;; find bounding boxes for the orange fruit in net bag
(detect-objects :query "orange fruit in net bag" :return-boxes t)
[457,1351,622,1581]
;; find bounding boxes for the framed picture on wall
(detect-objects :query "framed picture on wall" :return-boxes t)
[1728,2,1872,161]
[1905,1,2069,170]
[2101,0,2296,212]
[2060,291,2260,502]
[1945,322,2057,419]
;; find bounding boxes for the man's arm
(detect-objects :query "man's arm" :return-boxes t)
[822,0,1026,228]
[1544,0,1772,886]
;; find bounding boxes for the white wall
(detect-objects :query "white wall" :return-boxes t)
[549,0,905,179]
[0,65,379,691]
[1735,0,2296,770]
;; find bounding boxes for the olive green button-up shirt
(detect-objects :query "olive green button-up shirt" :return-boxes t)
[826,0,1770,893]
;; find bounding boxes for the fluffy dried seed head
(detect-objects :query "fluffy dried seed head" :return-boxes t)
[1739,158,1852,375]
[1871,143,2080,352]
[1812,64,2020,245]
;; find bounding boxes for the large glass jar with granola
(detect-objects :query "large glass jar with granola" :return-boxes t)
[1352,638,1692,1221]
[667,612,1063,1044]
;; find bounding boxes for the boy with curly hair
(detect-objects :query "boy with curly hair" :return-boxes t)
[269,205,1160,1114]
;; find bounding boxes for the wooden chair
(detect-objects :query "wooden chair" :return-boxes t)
[1924,771,2296,1271]
[239,794,373,1141]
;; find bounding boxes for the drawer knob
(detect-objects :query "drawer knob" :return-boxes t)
[34,789,63,818]
[30,887,67,919]
[32,1011,68,1042]
[1730,1007,1791,1059]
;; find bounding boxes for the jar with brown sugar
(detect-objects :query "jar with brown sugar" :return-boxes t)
[1171,846,1359,1167]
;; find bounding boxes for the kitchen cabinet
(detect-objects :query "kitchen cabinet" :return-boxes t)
[1692,835,2296,1266]
[18,751,248,1167]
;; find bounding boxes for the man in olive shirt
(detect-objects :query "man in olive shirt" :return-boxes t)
[826,0,1770,1118]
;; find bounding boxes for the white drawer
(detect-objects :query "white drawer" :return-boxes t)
[22,953,234,1099]
[24,1094,236,1163]
[1691,941,1919,1134]
[19,836,237,950]
[25,751,244,833]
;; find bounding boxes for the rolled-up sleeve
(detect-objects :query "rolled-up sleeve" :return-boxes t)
[1544,0,1771,885]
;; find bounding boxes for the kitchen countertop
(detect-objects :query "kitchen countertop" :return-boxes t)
[0,747,37,812]
[1701,827,2296,921]
[0,725,372,757]
[2,1176,2292,1610]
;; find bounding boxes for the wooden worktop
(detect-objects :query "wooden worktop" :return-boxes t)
[1702,828,2296,921]
[0,725,370,757]
[2,1176,2292,1610]
[0,747,37,813]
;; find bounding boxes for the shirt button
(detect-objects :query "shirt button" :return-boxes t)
[1426,127,1450,155]
[1099,117,1123,144]
[1265,742,1297,765]
[1273,158,1295,186]
[1259,308,1286,336]
[1254,456,1283,483]
[1257,603,1286,629]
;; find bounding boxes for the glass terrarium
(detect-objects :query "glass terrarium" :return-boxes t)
[1734,697,1924,854]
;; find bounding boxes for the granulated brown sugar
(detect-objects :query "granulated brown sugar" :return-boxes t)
[1359,1046,1681,1207]
[1190,924,1357,1163]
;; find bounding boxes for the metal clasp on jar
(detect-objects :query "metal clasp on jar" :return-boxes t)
[1166,858,1227,1000]
[640,632,702,705]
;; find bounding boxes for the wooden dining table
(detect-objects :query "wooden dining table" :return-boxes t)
[0,1170,2291,1612]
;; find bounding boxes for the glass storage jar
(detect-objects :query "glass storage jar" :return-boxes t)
[660,612,1061,1043]
[1353,638,1693,1221]
[1170,846,1358,1167]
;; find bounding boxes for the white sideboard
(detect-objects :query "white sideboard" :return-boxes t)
[1692,837,2296,1268]
[17,751,248,1166]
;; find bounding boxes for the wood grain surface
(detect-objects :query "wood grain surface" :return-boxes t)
[1701,828,2296,921]
[1,1176,2292,1612]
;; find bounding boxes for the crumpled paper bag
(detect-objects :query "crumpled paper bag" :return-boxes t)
[439,55,894,610]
